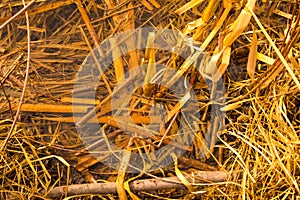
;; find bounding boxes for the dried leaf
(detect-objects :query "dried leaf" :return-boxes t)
[116,150,131,200]
[213,46,231,81]
[247,26,258,82]
[175,0,206,15]
[110,37,125,82]
[256,52,275,65]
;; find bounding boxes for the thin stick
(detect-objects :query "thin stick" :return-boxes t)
[248,6,300,90]
[0,0,36,30]
[0,1,32,151]
[0,82,13,119]
[79,26,112,94]
[47,170,230,198]
[75,0,100,47]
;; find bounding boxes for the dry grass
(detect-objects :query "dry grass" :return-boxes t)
[0,0,299,199]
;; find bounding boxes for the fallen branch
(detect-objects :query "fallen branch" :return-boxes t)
[47,170,231,198]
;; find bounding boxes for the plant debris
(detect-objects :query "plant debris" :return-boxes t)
[0,0,299,199]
